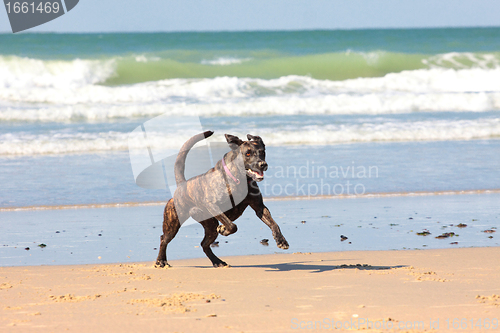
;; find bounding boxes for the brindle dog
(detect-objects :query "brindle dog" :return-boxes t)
[155,131,289,268]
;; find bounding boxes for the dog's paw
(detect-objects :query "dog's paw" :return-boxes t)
[217,224,236,236]
[155,260,171,268]
[217,225,227,236]
[276,236,289,250]
[213,261,229,268]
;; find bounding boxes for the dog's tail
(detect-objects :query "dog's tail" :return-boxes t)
[174,130,214,185]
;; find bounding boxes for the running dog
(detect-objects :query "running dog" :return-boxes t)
[155,131,289,268]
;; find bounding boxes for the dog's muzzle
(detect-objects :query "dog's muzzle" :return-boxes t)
[246,161,267,182]
[246,168,265,182]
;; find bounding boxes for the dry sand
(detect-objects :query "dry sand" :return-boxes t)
[1,247,499,332]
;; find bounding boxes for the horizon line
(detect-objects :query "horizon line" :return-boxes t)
[2,25,500,35]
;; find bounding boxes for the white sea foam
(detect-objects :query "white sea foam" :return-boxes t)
[1,75,500,123]
[134,55,160,63]
[259,118,500,145]
[1,54,500,109]
[423,52,500,70]
[0,76,252,105]
[332,68,500,93]
[1,63,499,109]
[0,130,199,156]
[1,89,499,122]
[1,118,498,155]
[0,56,115,89]
[201,57,251,66]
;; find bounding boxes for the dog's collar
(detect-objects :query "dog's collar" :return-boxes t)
[222,157,240,184]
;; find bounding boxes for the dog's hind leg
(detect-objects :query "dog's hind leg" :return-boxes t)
[155,199,181,268]
[200,218,228,267]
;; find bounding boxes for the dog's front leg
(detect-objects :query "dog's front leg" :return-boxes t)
[203,203,238,236]
[215,212,238,236]
[251,202,289,249]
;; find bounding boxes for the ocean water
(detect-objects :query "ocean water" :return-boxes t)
[1,28,499,265]
[1,29,500,158]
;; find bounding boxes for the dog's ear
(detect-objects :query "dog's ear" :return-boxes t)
[247,134,262,141]
[225,134,244,150]
[247,134,264,146]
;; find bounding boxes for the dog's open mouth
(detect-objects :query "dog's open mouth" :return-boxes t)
[246,169,264,181]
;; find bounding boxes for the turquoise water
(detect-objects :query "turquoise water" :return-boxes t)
[3,28,500,58]
[1,28,500,83]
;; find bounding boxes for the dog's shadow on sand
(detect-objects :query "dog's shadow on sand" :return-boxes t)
[229,260,406,273]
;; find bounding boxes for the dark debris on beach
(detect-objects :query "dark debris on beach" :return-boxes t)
[435,232,457,239]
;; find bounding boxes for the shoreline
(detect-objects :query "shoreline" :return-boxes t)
[1,188,500,212]
[1,245,500,269]
[1,248,499,332]
[1,192,499,267]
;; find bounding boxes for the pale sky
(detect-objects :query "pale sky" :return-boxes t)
[1,0,500,33]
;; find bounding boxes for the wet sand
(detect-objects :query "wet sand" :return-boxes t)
[1,247,499,332]
[2,193,499,267]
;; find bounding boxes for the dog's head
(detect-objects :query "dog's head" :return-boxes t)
[225,133,267,182]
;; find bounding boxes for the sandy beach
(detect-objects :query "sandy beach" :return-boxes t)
[1,247,499,332]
